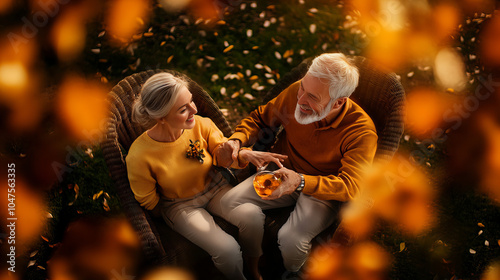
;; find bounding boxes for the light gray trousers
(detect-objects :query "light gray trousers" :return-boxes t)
[160,173,246,280]
[220,173,339,272]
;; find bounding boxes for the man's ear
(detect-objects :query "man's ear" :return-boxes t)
[332,97,347,109]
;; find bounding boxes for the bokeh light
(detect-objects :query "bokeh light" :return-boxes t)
[479,12,500,70]
[158,0,192,13]
[434,48,467,91]
[51,8,87,62]
[482,260,500,280]
[139,267,195,280]
[477,111,500,202]
[49,217,140,280]
[55,76,109,142]
[305,242,391,280]
[405,88,455,138]
[0,179,47,254]
[106,0,151,44]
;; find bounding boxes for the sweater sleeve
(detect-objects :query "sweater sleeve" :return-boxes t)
[302,129,378,201]
[126,153,160,210]
[204,117,228,155]
[230,82,298,146]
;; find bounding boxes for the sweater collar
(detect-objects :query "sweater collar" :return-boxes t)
[315,98,351,130]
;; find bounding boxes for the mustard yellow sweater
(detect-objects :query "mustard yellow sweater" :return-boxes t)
[126,115,231,210]
[231,81,378,201]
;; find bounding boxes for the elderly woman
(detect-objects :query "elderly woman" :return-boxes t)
[126,73,285,280]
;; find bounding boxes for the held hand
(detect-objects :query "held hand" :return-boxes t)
[216,139,241,167]
[262,167,301,200]
[239,150,288,169]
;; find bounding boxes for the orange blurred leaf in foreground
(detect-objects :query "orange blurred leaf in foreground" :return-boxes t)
[1,179,47,253]
[346,242,392,280]
[106,0,151,44]
[51,9,87,62]
[56,76,108,141]
[482,261,500,280]
[305,242,391,280]
[0,0,14,14]
[363,154,436,235]
[479,13,500,69]
[365,29,407,71]
[431,4,461,42]
[305,245,345,280]
[189,0,219,22]
[405,88,452,138]
[49,217,140,280]
[0,39,43,132]
[141,267,195,280]
[477,112,500,202]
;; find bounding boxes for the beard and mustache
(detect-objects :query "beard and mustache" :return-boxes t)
[294,99,334,125]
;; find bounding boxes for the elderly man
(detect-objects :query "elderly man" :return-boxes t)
[218,53,378,277]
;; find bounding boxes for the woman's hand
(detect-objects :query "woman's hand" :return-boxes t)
[239,149,288,169]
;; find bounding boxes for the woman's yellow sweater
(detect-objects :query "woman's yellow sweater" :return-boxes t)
[126,115,229,210]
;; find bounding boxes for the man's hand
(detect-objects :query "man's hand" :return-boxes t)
[239,149,288,169]
[216,139,241,167]
[262,167,301,200]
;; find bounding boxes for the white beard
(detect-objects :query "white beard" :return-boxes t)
[294,100,334,125]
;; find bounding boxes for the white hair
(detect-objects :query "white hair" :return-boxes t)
[132,73,188,128]
[307,53,359,100]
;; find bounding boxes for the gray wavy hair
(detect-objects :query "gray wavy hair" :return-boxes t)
[307,53,359,100]
[132,72,189,128]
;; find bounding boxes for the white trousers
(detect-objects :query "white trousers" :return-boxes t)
[160,173,246,280]
[220,173,340,272]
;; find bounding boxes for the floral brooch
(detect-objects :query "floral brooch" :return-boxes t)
[186,140,205,163]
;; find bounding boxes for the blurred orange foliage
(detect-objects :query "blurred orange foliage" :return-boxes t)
[56,76,109,142]
[140,267,195,280]
[51,8,87,62]
[106,0,151,44]
[305,242,391,280]
[0,179,47,253]
[0,0,14,14]
[405,88,455,138]
[49,217,140,280]
[341,153,436,237]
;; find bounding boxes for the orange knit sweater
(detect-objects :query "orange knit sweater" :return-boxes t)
[231,81,378,201]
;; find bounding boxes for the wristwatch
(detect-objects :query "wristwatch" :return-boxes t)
[296,174,305,192]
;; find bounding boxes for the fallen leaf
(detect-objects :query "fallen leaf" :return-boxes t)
[244,93,255,100]
[223,45,234,53]
[231,92,240,98]
[28,260,36,267]
[309,24,317,34]
[167,55,174,63]
[478,223,485,227]
[103,198,110,211]
[469,249,476,254]
[400,242,406,252]
[30,250,38,258]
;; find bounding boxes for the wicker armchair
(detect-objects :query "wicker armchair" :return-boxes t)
[100,70,236,275]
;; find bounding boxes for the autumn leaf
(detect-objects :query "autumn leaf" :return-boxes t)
[68,184,79,206]
[223,45,234,53]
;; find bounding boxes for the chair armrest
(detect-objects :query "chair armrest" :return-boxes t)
[101,118,168,264]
